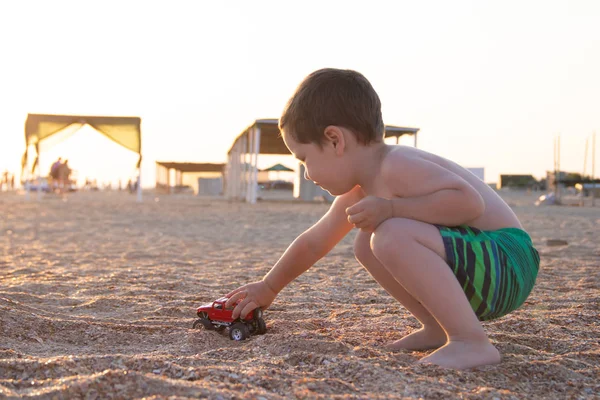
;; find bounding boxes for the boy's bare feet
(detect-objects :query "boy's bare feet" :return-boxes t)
[385,326,447,351]
[418,340,501,370]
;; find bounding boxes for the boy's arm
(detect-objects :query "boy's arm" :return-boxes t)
[387,155,485,225]
[263,185,363,293]
[347,155,484,230]
[226,185,363,318]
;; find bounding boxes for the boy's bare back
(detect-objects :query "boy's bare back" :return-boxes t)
[342,145,522,232]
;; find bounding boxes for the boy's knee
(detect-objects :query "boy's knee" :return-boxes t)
[371,218,413,258]
[353,230,373,264]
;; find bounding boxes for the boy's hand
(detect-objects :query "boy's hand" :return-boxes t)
[345,196,393,232]
[225,280,277,320]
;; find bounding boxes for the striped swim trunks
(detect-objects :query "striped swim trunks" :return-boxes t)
[435,225,540,321]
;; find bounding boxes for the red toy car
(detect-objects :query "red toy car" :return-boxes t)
[193,297,267,341]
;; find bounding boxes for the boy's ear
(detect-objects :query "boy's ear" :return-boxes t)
[323,126,345,155]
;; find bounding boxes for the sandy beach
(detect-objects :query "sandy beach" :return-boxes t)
[0,190,598,399]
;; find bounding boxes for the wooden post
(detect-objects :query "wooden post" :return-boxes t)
[36,151,42,201]
[155,163,159,192]
[232,141,239,199]
[246,128,253,203]
[592,132,596,207]
[236,140,243,200]
[241,132,246,200]
[225,153,232,199]
[553,136,557,200]
[554,135,561,204]
[137,166,142,202]
[166,168,171,194]
[581,137,589,206]
[250,126,261,204]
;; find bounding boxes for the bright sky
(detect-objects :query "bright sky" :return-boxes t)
[1,0,599,186]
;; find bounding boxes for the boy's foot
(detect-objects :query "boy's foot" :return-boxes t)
[385,326,447,351]
[418,340,501,370]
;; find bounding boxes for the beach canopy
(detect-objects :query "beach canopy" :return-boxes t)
[155,162,224,173]
[226,119,420,203]
[261,163,294,172]
[22,113,143,200]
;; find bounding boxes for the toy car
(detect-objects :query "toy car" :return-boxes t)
[193,297,267,341]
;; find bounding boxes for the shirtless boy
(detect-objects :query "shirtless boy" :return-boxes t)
[225,68,540,370]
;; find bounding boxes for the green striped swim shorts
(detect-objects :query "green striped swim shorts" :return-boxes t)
[435,225,540,321]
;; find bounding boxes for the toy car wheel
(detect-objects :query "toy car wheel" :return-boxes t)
[256,317,267,335]
[253,309,263,319]
[193,312,215,331]
[193,316,214,331]
[229,322,250,341]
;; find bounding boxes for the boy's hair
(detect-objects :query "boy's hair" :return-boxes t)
[279,68,384,146]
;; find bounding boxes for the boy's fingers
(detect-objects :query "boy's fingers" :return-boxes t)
[225,288,242,298]
[232,302,244,319]
[225,291,245,308]
[233,297,253,319]
[240,302,257,318]
[355,220,371,229]
[345,203,363,216]
[354,219,366,228]
[348,212,366,225]
[347,212,358,223]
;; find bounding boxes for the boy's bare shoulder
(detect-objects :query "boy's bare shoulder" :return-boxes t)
[383,145,436,165]
[380,146,434,180]
[380,146,473,198]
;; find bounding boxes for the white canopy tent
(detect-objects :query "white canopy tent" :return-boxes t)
[225,119,420,204]
[22,113,143,201]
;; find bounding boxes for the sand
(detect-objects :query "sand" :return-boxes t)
[0,190,598,399]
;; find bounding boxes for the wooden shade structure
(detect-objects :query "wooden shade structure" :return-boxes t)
[225,119,419,203]
[155,161,225,194]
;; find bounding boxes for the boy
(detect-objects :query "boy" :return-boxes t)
[225,68,540,370]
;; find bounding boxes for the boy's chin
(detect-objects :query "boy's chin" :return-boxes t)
[323,186,344,197]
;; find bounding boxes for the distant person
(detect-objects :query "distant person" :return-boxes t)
[127,179,138,194]
[224,68,540,370]
[58,159,72,192]
[1,170,8,191]
[50,157,62,183]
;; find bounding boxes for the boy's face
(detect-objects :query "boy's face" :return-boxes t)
[282,130,355,196]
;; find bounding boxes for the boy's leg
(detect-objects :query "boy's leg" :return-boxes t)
[370,218,500,370]
[354,230,447,350]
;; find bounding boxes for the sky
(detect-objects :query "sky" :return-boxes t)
[1,0,599,186]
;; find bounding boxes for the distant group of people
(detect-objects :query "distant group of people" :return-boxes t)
[49,157,73,192]
[126,178,139,194]
[0,170,15,191]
